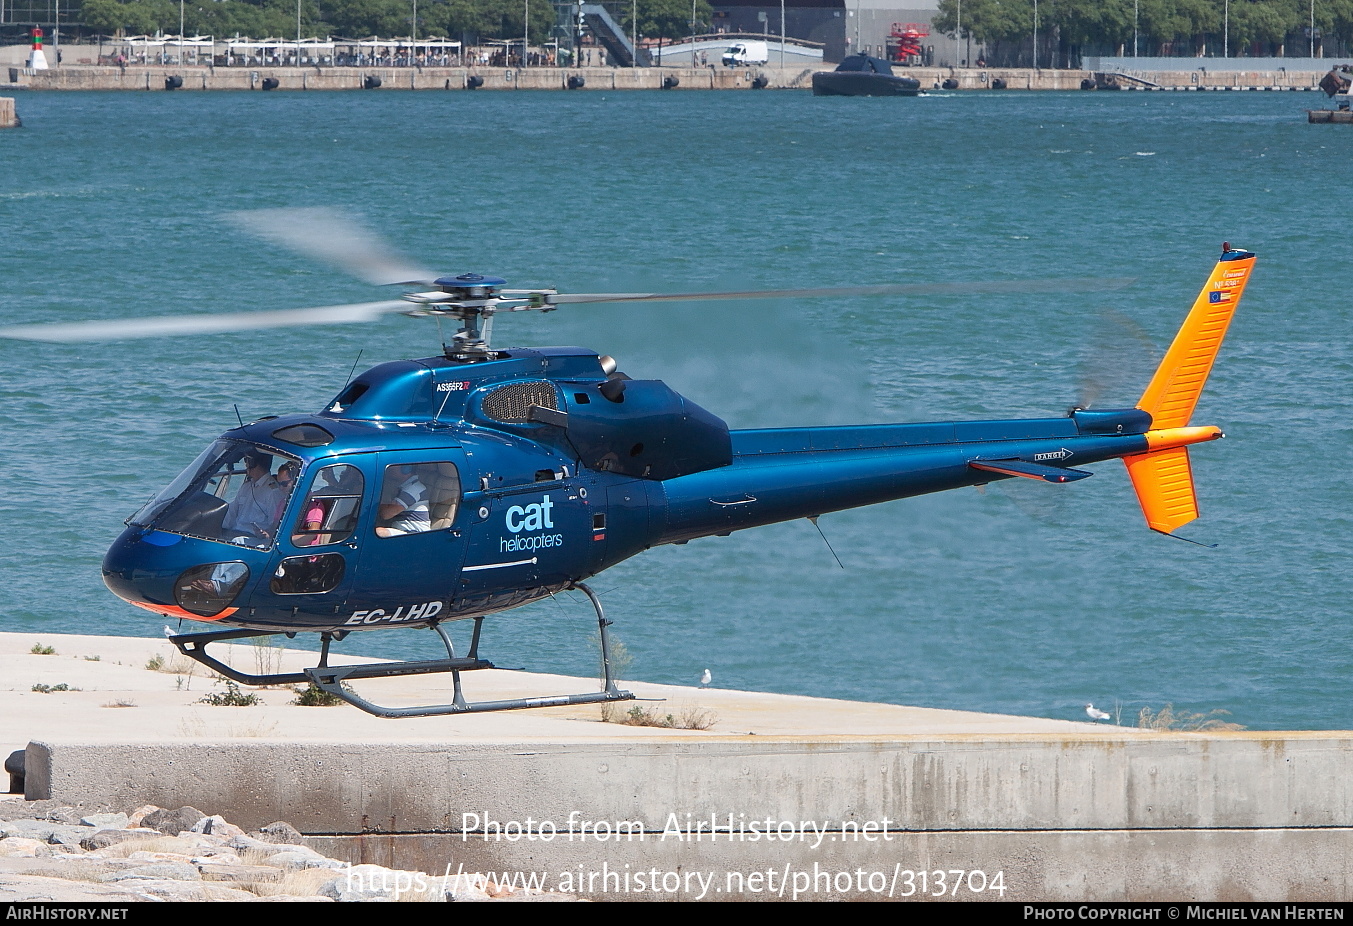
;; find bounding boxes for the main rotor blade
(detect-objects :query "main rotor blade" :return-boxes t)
[227,208,437,287]
[546,277,1136,306]
[1076,308,1161,409]
[0,300,410,343]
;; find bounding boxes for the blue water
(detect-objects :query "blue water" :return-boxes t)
[2,88,1350,729]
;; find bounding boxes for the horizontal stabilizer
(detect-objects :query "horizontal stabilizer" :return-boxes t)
[969,460,1093,483]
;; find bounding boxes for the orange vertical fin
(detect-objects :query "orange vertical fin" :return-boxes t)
[1125,246,1254,534]
[1137,248,1255,429]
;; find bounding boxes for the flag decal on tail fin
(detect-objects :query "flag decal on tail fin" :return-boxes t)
[1126,246,1255,534]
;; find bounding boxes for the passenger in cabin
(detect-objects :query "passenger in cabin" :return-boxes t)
[292,464,363,547]
[273,461,298,521]
[299,494,327,546]
[294,465,330,547]
[376,464,431,537]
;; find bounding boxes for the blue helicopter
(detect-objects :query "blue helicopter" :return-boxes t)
[0,213,1255,718]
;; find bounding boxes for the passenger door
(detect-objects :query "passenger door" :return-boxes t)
[249,458,365,626]
[343,450,469,625]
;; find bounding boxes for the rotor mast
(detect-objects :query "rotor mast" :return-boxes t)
[400,273,556,361]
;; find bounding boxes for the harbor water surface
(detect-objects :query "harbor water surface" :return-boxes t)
[2,88,1350,729]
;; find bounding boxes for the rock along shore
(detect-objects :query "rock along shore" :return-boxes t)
[0,798,577,902]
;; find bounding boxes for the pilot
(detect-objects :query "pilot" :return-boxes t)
[222,451,284,545]
[376,465,430,537]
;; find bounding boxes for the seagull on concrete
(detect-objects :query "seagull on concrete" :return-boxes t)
[1085,703,1111,722]
[699,669,712,688]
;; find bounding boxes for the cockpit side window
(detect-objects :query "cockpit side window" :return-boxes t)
[375,462,461,538]
[291,464,364,547]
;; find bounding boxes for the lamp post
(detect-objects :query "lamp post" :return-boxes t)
[1133,0,1139,56]
[780,0,784,68]
[956,0,961,67]
[1032,0,1038,68]
[691,0,697,66]
[1223,0,1229,57]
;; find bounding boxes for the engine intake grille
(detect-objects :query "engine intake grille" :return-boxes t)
[482,381,558,423]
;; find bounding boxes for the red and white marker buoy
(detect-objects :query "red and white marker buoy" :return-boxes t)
[26,28,49,70]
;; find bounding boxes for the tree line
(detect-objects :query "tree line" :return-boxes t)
[931,0,1353,65]
[76,0,711,44]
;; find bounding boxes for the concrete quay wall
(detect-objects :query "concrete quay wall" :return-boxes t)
[25,733,1353,900]
[4,64,1328,92]
[914,66,1325,90]
[310,829,1350,902]
[8,65,810,92]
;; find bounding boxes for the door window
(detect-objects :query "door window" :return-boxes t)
[291,463,364,546]
[376,462,461,538]
[270,553,346,595]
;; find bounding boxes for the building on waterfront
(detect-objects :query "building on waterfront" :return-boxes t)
[705,0,977,64]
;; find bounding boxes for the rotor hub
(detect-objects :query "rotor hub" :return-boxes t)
[433,273,508,299]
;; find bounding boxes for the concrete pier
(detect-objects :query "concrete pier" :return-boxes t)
[0,97,16,126]
[6,64,811,92]
[1,64,1330,93]
[4,632,1352,901]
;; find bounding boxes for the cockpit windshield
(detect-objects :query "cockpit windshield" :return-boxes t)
[129,440,300,549]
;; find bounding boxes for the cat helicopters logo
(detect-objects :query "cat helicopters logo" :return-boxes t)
[501,495,564,553]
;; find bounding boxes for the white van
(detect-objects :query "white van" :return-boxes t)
[721,41,769,67]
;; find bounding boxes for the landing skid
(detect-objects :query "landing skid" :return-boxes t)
[168,581,635,718]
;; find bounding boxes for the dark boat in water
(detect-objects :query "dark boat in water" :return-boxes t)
[812,54,922,97]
